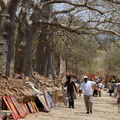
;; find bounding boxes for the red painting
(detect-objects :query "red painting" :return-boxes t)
[0,115,3,120]
[19,103,28,115]
[3,96,20,120]
[10,97,26,118]
[24,103,30,114]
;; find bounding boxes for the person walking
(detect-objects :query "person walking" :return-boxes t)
[98,80,103,97]
[63,75,78,108]
[93,82,98,97]
[79,76,99,114]
[107,81,114,96]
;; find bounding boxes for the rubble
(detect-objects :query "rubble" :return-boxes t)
[0,72,64,109]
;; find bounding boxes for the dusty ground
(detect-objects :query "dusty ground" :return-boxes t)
[19,90,120,120]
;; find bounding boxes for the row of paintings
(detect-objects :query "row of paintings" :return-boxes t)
[2,90,55,120]
[2,96,39,120]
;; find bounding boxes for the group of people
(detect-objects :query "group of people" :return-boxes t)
[93,79,103,97]
[106,78,120,98]
[63,75,102,114]
[63,75,120,114]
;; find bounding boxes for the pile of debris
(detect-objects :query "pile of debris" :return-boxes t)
[0,72,64,106]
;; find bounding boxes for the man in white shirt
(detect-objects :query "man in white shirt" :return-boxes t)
[79,76,96,114]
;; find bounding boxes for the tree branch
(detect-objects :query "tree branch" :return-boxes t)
[38,20,120,37]
[53,6,76,14]
[105,0,120,4]
[87,20,120,25]
[43,0,104,15]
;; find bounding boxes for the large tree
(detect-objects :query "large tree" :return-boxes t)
[14,0,40,77]
[0,0,21,76]
[0,0,120,78]
[35,0,56,79]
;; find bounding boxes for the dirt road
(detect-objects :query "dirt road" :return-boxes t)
[19,90,120,120]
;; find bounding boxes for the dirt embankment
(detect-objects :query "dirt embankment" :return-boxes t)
[0,72,63,104]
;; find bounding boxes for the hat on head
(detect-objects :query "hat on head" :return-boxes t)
[84,76,88,79]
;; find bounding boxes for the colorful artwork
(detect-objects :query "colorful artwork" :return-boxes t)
[19,103,28,115]
[10,97,26,118]
[24,103,30,114]
[3,96,20,120]
[30,102,36,113]
[0,116,3,120]
[27,102,35,113]
[47,92,56,108]
[43,89,51,109]
[32,102,39,112]
[40,95,46,103]
[35,93,50,112]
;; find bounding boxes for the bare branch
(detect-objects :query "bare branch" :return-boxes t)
[39,20,88,35]
[54,7,88,17]
[105,0,120,4]
[38,20,120,37]
[85,4,104,15]
[95,28,120,37]
[43,0,104,15]
[53,6,76,14]
[87,20,120,25]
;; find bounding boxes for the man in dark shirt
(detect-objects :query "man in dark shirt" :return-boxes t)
[63,75,77,108]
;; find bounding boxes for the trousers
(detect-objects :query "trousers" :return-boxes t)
[84,95,93,112]
[68,92,74,108]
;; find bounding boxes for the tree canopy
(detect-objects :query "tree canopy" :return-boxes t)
[0,0,120,79]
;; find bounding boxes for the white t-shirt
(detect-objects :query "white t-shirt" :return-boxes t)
[98,83,103,89]
[80,81,95,96]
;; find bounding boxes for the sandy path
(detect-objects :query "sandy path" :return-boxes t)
[19,90,120,120]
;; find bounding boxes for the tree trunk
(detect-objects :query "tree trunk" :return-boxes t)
[0,37,7,75]
[35,26,49,75]
[44,40,56,79]
[15,23,37,77]
[0,0,20,77]
[15,26,32,76]
[14,0,39,77]
[5,0,20,77]
[35,1,56,79]
[35,26,56,79]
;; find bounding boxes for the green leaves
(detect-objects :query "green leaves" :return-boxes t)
[103,46,120,77]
